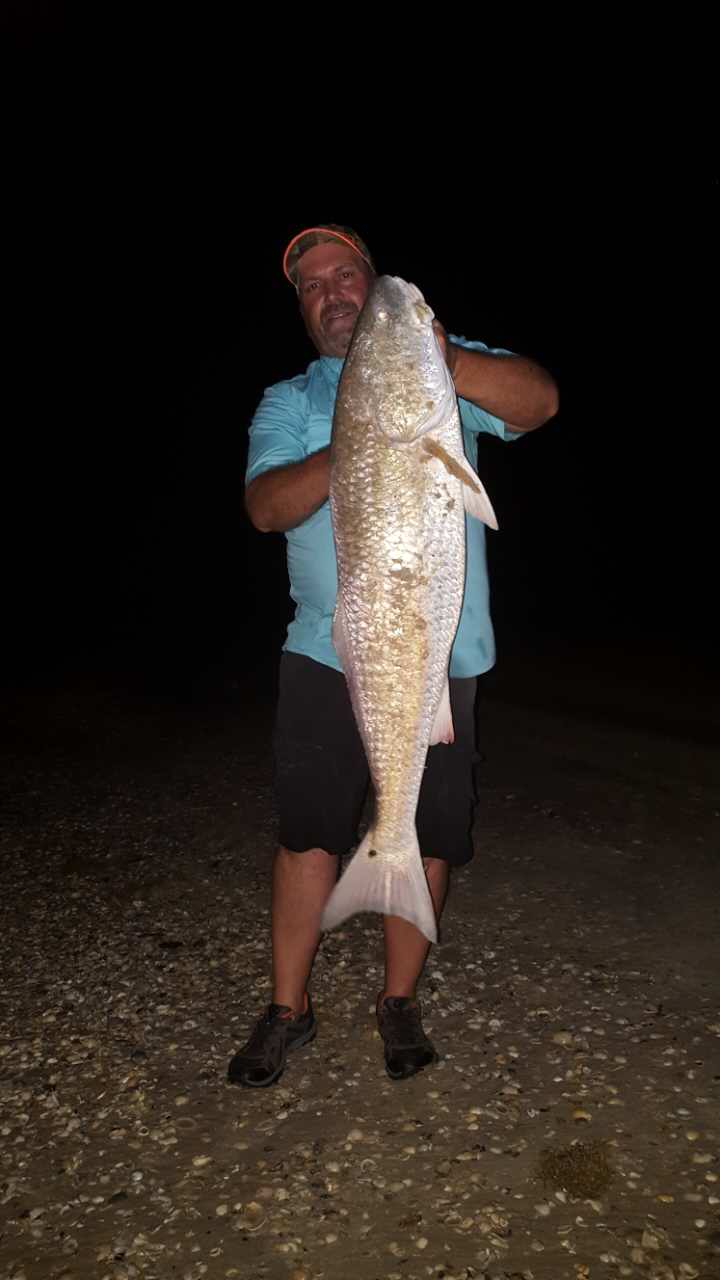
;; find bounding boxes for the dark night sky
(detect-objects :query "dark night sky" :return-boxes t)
[4,9,718,701]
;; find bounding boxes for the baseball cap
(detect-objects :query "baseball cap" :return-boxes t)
[283,224,374,286]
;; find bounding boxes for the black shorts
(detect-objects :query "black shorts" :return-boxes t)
[274,652,478,866]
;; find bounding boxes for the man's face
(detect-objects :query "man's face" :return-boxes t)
[296,241,373,358]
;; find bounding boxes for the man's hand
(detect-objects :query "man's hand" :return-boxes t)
[432,318,558,430]
[245,448,331,533]
[432,320,458,379]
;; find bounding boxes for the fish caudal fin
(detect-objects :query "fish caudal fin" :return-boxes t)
[321,831,437,944]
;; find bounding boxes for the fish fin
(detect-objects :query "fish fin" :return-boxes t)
[331,598,351,674]
[423,437,498,528]
[321,830,437,944]
[429,679,454,745]
[460,462,498,528]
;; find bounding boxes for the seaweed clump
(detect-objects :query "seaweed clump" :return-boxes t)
[537,1140,613,1199]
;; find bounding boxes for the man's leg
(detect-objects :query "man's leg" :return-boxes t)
[228,846,338,1087]
[270,654,368,1010]
[388,673,477,1001]
[228,654,367,1087]
[381,856,449,1000]
[376,857,448,1080]
[376,676,477,1079]
[271,845,338,1015]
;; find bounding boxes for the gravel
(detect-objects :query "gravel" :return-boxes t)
[1,679,718,1279]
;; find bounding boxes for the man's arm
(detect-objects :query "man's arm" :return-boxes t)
[245,447,330,533]
[434,323,559,432]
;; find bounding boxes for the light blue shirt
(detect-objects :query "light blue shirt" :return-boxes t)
[246,337,521,677]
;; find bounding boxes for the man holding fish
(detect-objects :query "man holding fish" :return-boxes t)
[229,226,558,1088]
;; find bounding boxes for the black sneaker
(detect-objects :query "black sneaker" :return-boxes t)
[227,995,316,1088]
[377,996,437,1080]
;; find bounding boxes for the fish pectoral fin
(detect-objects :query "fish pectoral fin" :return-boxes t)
[429,679,454,746]
[320,831,437,944]
[423,438,499,529]
[462,468,499,528]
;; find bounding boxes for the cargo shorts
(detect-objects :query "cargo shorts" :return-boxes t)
[273,652,479,865]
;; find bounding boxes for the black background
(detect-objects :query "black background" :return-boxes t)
[4,7,717,718]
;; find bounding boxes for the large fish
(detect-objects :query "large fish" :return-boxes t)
[320,276,498,944]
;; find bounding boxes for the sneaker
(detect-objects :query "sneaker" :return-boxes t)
[227,995,316,1088]
[377,996,437,1080]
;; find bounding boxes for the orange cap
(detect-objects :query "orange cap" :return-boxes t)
[283,224,374,286]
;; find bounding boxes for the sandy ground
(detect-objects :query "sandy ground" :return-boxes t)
[1,665,719,1280]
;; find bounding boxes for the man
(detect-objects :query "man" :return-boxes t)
[228,225,558,1087]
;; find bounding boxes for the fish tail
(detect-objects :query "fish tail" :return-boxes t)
[320,830,437,944]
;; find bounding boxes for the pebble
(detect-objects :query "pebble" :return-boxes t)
[552,1031,573,1046]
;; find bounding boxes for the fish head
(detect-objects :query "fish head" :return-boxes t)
[347,276,455,445]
